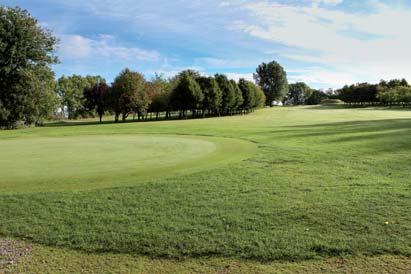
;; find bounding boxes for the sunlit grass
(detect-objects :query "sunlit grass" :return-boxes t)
[0,106,410,264]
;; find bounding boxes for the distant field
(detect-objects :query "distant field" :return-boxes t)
[1,106,410,272]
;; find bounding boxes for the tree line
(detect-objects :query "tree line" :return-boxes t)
[334,79,411,106]
[58,69,265,123]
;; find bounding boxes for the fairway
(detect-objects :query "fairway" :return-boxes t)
[0,134,256,194]
[1,106,411,272]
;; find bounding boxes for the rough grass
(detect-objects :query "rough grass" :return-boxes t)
[0,106,410,263]
[3,242,410,273]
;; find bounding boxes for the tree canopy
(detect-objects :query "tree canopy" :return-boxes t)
[0,7,58,128]
[57,75,104,119]
[287,82,312,105]
[112,68,150,122]
[254,61,288,106]
[170,72,203,117]
[197,76,222,116]
[84,82,111,122]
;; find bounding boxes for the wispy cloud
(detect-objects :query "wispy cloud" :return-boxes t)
[58,34,159,62]
[233,0,411,87]
[8,0,411,87]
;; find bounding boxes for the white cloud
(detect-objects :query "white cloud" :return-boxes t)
[233,1,411,87]
[223,73,254,82]
[312,0,343,7]
[58,34,159,62]
[194,57,258,69]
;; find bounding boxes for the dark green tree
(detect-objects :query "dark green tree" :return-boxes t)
[336,83,379,104]
[84,82,111,122]
[287,82,312,105]
[305,89,328,105]
[112,69,150,122]
[170,73,203,118]
[0,7,58,128]
[196,76,222,117]
[215,74,236,115]
[230,80,243,114]
[238,79,256,113]
[254,85,266,108]
[254,61,288,106]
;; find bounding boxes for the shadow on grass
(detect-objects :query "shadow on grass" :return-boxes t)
[259,118,411,153]
[306,104,411,111]
[42,114,234,128]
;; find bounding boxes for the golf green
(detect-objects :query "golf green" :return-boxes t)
[0,134,256,194]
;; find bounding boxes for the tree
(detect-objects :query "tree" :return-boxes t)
[146,74,170,119]
[196,76,222,116]
[57,75,104,119]
[380,79,410,89]
[335,83,379,104]
[287,82,312,105]
[230,80,243,114]
[238,79,256,112]
[170,73,203,118]
[254,85,266,108]
[0,7,58,128]
[84,82,111,122]
[305,89,328,105]
[377,86,411,106]
[215,74,235,115]
[112,69,150,122]
[254,61,288,106]
[22,66,59,125]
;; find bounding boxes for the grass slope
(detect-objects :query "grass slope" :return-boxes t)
[0,106,410,262]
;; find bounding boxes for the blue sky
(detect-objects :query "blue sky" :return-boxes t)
[4,0,411,89]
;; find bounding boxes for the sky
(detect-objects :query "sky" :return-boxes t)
[4,0,411,89]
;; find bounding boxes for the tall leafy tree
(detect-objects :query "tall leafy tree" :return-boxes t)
[336,83,379,104]
[112,69,150,122]
[215,74,235,115]
[170,73,203,117]
[146,74,170,119]
[305,90,328,105]
[287,82,312,105]
[196,76,222,116]
[84,82,111,122]
[230,80,243,114]
[254,61,288,106]
[254,85,266,108]
[238,79,256,112]
[57,75,104,119]
[0,7,58,128]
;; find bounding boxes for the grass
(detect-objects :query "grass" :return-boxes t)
[0,106,410,270]
[4,242,410,273]
[0,134,255,194]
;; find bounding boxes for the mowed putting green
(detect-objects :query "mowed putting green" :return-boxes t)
[0,134,256,194]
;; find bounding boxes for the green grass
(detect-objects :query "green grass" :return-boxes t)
[0,134,255,194]
[4,242,410,273]
[0,106,410,264]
